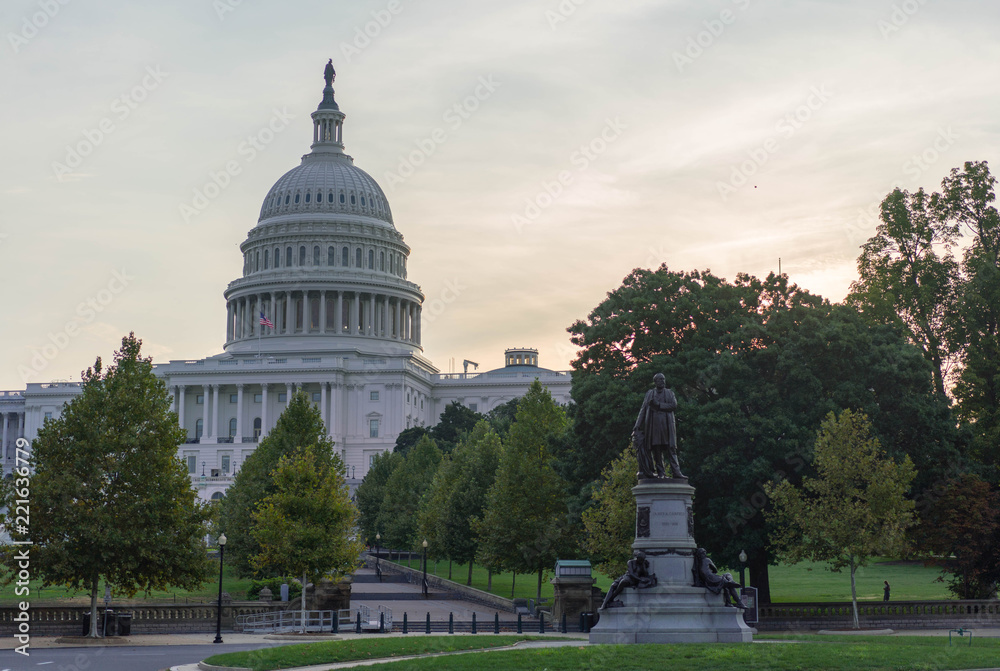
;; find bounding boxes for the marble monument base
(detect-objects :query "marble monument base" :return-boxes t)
[589,479,754,644]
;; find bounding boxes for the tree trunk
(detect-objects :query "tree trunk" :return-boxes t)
[301,571,307,634]
[749,556,772,604]
[537,567,543,602]
[89,575,99,638]
[467,562,473,587]
[850,560,859,630]
[510,572,516,599]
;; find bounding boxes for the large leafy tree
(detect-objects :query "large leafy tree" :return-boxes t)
[356,450,403,544]
[476,380,573,600]
[567,266,957,602]
[912,473,1000,599]
[251,446,363,632]
[848,187,960,397]
[939,161,1000,475]
[765,410,916,629]
[581,443,638,580]
[220,391,335,576]
[376,435,442,551]
[418,420,501,585]
[22,333,212,636]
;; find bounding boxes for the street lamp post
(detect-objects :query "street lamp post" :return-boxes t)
[375,533,382,582]
[213,533,227,644]
[421,539,428,597]
[739,549,747,587]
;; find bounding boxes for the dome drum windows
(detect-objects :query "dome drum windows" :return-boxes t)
[355,248,362,267]
[313,246,320,265]
[294,192,301,204]
[286,246,292,266]
[275,247,281,268]
[328,246,335,265]
[305,191,311,203]
[341,246,349,266]
[299,246,306,266]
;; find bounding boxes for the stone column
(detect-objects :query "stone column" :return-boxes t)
[320,381,328,426]
[351,293,360,335]
[286,382,294,403]
[235,383,244,442]
[233,300,240,339]
[286,291,294,334]
[270,291,278,334]
[201,384,210,440]
[17,413,24,439]
[369,294,376,335]
[319,290,327,334]
[329,382,338,438]
[415,305,422,345]
[395,299,402,339]
[177,385,186,435]
[261,383,269,438]
[2,413,9,459]
[335,292,343,333]
[226,301,233,341]
[211,384,221,438]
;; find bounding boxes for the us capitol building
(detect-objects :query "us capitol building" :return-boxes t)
[1,63,571,498]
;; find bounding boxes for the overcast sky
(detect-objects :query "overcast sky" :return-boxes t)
[2,0,998,388]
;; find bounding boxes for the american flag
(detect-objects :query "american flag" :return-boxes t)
[259,312,274,328]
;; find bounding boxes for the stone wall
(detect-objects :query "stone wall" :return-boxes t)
[756,599,1000,630]
[0,602,287,636]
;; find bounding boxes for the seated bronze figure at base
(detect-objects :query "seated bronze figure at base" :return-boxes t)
[600,550,658,609]
[694,547,749,609]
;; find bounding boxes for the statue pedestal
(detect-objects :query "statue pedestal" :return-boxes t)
[589,480,754,644]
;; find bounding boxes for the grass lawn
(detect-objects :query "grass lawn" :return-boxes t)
[766,559,951,602]
[0,564,254,604]
[393,556,951,604]
[206,634,1000,671]
[203,635,554,671]
[372,636,1000,671]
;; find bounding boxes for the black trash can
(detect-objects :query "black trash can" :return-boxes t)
[81,612,91,636]
[116,612,132,636]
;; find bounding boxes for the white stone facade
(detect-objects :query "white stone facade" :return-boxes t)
[2,66,570,498]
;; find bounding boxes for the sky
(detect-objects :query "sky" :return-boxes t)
[2,0,999,389]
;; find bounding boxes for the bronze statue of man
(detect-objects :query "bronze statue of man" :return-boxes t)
[632,373,684,479]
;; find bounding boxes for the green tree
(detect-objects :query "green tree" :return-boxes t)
[484,398,521,440]
[848,186,960,397]
[251,446,363,632]
[429,401,482,451]
[21,334,211,637]
[939,161,1000,476]
[220,391,335,576]
[581,443,638,580]
[476,380,572,600]
[765,410,916,629]
[376,435,442,551]
[393,426,429,456]
[912,473,1000,599]
[568,266,957,602]
[418,420,501,585]
[356,450,403,544]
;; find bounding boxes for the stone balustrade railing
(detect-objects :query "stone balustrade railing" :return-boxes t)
[757,599,1000,630]
[0,602,289,636]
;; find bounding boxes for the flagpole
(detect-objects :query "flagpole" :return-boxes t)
[258,312,262,359]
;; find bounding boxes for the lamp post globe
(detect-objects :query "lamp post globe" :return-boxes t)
[738,549,747,587]
[213,534,228,644]
[421,539,428,597]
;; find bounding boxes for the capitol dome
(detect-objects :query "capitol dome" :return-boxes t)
[257,151,394,228]
[221,61,424,357]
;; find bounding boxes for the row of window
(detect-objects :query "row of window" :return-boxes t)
[261,187,387,219]
[243,244,406,277]
[190,416,381,440]
[195,391,383,404]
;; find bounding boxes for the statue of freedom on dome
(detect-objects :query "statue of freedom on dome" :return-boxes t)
[632,373,685,480]
[324,59,336,87]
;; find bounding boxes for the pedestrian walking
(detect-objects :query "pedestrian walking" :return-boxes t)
[883,580,890,602]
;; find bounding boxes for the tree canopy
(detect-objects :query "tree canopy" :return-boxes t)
[476,380,573,600]
[21,333,212,636]
[220,390,335,577]
[765,410,916,628]
[566,266,957,602]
